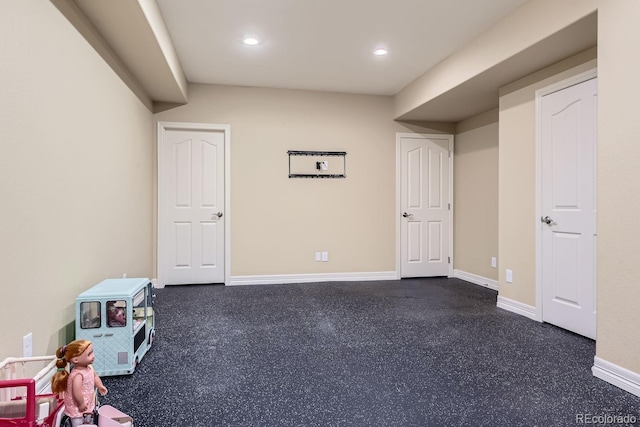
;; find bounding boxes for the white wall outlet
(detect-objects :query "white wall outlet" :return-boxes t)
[506,269,513,283]
[315,252,322,262]
[491,257,497,268]
[23,332,33,357]
[321,251,329,262]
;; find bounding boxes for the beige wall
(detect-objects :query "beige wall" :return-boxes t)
[596,0,640,372]
[454,110,499,281]
[395,0,598,118]
[155,84,442,277]
[0,1,154,360]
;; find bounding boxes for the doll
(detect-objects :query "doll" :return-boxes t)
[107,303,126,327]
[51,339,108,427]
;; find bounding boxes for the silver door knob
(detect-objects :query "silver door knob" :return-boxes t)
[213,212,223,219]
[541,215,553,225]
[402,212,412,218]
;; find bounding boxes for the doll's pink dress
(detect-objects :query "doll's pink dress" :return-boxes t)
[63,367,95,418]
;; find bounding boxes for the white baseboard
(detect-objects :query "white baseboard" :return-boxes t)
[592,356,640,397]
[496,295,538,321]
[453,269,499,291]
[228,271,399,286]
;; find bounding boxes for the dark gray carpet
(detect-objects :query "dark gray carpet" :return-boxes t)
[101,278,640,426]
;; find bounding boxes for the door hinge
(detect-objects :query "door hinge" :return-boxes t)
[448,203,451,210]
[448,151,451,158]
[448,256,451,264]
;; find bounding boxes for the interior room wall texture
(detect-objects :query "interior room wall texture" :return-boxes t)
[154,84,445,279]
[596,0,640,374]
[0,1,154,360]
[394,0,598,119]
[454,110,499,282]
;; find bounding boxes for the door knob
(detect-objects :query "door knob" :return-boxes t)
[402,212,412,218]
[213,212,223,219]
[541,215,553,225]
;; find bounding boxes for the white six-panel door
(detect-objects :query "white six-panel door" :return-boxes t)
[399,134,452,278]
[158,123,228,286]
[540,77,597,339]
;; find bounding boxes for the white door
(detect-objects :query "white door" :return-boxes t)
[158,123,227,285]
[399,134,452,278]
[541,77,597,339]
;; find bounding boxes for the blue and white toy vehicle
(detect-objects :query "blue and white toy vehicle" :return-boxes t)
[75,278,155,377]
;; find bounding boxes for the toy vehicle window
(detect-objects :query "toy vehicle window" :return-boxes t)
[133,289,146,329]
[133,289,145,307]
[146,282,153,306]
[80,302,101,329]
[0,385,28,418]
[107,300,127,328]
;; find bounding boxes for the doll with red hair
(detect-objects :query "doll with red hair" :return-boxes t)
[51,339,108,426]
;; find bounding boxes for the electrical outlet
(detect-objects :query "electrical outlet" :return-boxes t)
[315,252,322,262]
[321,252,329,262]
[23,333,33,357]
[491,257,497,268]
[506,269,513,283]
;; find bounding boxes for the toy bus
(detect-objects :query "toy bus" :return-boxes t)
[75,278,155,377]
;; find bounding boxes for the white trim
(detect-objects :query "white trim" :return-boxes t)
[496,296,538,321]
[157,121,231,287]
[228,271,397,286]
[453,270,499,291]
[592,356,640,398]
[534,68,597,323]
[396,132,454,279]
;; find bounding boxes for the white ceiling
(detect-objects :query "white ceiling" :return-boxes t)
[68,0,596,121]
[154,0,529,96]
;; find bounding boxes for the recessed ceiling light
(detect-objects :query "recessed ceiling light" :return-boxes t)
[243,37,260,46]
[373,48,388,56]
